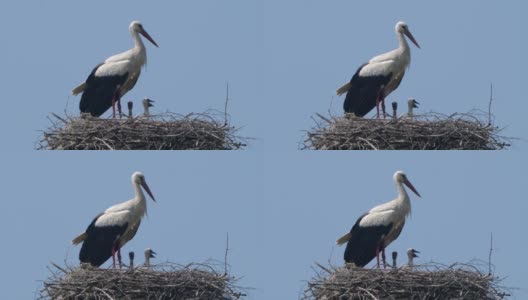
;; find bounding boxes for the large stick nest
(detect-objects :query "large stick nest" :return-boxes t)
[303,112,510,150]
[303,262,509,300]
[38,112,247,150]
[40,262,246,300]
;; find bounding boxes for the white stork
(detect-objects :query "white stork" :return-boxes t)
[336,21,420,118]
[71,172,156,268]
[391,251,398,268]
[127,101,134,118]
[72,21,159,118]
[142,98,154,116]
[336,171,421,268]
[144,248,156,268]
[407,98,419,120]
[407,248,419,269]
[128,251,135,268]
[391,102,398,119]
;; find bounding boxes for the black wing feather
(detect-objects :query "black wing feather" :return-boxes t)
[344,213,393,267]
[343,64,392,117]
[79,213,128,267]
[79,63,129,117]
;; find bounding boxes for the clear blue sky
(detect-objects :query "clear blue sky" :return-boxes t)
[0,1,527,299]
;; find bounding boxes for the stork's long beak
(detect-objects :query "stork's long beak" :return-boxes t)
[140,28,159,48]
[404,29,421,49]
[146,99,155,107]
[141,179,156,202]
[150,250,157,258]
[412,249,420,258]
[412,100,420,109]
[404,179,421,198]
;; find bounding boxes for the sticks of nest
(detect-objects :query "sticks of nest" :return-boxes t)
[303,262,509,300]
[40,262,246,300]
[38,112,247,150]
[304,112,510,150]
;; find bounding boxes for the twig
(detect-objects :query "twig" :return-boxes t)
[224,233,229,276]
[488,83,494,126]
[224,82,230,126]
[488,233,493,276]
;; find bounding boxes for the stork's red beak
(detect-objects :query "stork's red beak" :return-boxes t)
[404,29,421,49]
[140,29,159,48]
[141,179,156,202]
[404,179,421,197]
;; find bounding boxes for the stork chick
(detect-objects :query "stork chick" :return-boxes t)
[129,251,135,269]
[407,98,419,121]
[144,248,156,268]
[127,101,134,118]
[407,248,419,269]
[391,251,398,268]
[143,98,154,116]
[391,102,398,119]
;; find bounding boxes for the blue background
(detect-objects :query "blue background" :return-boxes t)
[0,1,526,299]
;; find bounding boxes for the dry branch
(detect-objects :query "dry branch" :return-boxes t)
[38,112,247,150]
[303,112,510,150]
[303,262,509,300]
[40,262,246,300]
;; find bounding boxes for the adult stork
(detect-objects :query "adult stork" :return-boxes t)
[336,171,421,268]
[336,21,420,118]
[71,172,156,268]
[72,21,159,118]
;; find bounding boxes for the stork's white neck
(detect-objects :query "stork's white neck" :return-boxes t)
[143,102,150,116]
[132,180,147,215]
[407,254,414,267]
[407,102,414,116]
[144,252,151,267]
[395,179,411,216]
[397,31,410,53]
[131,29,146,50]
[129,29,147,67]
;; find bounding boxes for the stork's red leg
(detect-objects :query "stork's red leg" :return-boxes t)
[117,98,122,119]
[381,96,387,119]
[375,94,381,119]
[375,246,380,269]
[111,245,116,268]
[117,247,123,269]
[382,247,387,269]
[111,86,122,119]
[111,97,116,119]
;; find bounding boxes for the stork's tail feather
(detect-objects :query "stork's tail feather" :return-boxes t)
[71,82,86,96]
[72,232,88,245]
[336,232,352,246]
[336,82,352,96]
